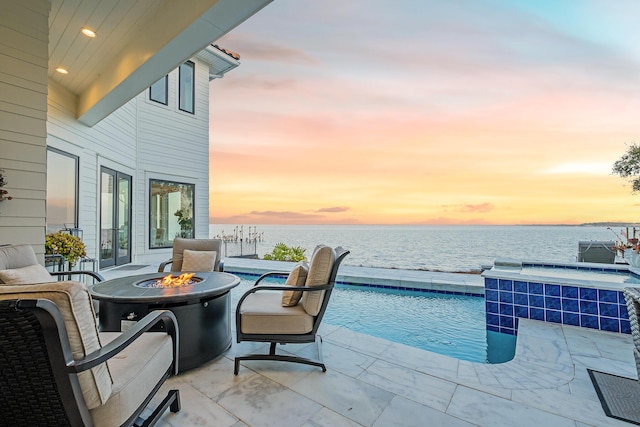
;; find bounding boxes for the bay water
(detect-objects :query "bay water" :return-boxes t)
[210,224,619,272]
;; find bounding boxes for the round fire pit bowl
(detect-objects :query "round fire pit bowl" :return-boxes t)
[135,274,203,289]
[89,271,240,373]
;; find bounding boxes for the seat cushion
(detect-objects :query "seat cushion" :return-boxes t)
[181,249,217,272]
[0,244,39,270]
[0,281,112,409]
[302,245,336,316]
[0,264,55,285]
[91,332,174,427]
[282,262,308,307]
[240,292,314,334]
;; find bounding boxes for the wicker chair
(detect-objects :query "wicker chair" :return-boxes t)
[158,238,223,272]
[0,281,180,426]
[234,245,349,374]
[624,287,640,378]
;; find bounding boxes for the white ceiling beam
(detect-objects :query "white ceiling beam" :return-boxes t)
[77,0,271,126]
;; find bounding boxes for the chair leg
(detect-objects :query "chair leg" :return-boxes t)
[234,336,326,375]
[137,389,180,427]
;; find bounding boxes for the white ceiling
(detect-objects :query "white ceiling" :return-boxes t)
[47,0,272,126]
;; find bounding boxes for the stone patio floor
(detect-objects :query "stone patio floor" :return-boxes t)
[100,263,637,426]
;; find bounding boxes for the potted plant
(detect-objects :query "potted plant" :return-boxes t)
[45,232,87,267]
[0,169,13,202]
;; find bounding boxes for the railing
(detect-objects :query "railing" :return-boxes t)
[221,240,258,258]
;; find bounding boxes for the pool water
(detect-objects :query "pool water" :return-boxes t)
[233,274,516,363]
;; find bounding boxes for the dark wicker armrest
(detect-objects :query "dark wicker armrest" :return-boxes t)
[50,271,105,282]
[72,310,179,374]
[158,259,173,272]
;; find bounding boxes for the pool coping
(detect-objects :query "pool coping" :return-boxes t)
[223,258,485,296]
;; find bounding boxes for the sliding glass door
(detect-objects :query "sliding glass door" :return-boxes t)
[100,167,131,268]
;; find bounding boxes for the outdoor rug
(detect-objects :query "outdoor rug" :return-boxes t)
[111,264,149,271]
[588,368,640,425]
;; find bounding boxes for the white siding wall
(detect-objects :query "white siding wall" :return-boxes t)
[46,57,212,267]
[47,80,137,261]
[0,1,49,259]
[135,58,211,264]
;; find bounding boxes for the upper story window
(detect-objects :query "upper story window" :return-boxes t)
[149,75,168,105]
[46,148,79,233]
[179,61,195,114]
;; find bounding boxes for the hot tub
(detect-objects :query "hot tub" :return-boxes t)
[482,259,635,336]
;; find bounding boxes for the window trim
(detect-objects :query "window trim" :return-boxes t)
[46,147,79,232]
[178,61,195,114]
[149,75,168,105]
[149,178,196,249]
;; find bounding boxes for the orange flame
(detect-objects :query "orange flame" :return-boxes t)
[158,273,195,288]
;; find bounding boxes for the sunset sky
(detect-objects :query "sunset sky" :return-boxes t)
[208,0,640,225]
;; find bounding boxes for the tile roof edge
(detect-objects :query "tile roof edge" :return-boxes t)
[212,44,240,60]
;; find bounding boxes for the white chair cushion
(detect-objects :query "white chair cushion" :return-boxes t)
[0,244,39,270]
[0,264,56,285]
[91,332,174,427]
[240,292,314,334]
[0,281,112,409]
[282,262,308,307]
[302,245,336,316]
[181,249,217,272]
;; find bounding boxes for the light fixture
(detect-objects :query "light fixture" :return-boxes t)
[81,27,96,38]
[55,67,68,74]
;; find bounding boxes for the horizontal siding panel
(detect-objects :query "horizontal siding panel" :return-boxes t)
[0,158,45,173]
[0,225,45,248]
[0,110,47,138]
[0,128,47,147]
[0,216,45,227]
[0,198,45,217]
[0,99,47,120]
[5,168,46,191]
[0,139,46,162]
[1,1,49,41]
[0,71,47,94]
[0,52,47,85]
[0,81,48,110]
[0,27,48,63]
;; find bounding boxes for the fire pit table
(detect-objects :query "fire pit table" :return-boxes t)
[89,271,240,373]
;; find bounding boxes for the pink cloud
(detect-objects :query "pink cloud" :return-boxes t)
[316,206,350,213]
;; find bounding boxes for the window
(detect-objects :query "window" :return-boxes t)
[178,61,195,113]
[149,75,168,105]
[150,179,194,249]
[100,168,132,268]
[46,148,78,233]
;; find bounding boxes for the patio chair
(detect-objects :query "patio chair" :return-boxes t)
[234,245,349,374]
[158,238,223,272]
[0,280,180,426]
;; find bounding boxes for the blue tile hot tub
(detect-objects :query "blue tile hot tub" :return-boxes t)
[482,259,637,336]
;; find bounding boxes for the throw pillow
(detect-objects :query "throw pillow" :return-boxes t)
[282,262,309,307]
[0,264,56,285]
[181,249,217,272]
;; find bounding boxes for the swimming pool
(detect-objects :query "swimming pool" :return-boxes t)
[232,274,515,364]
